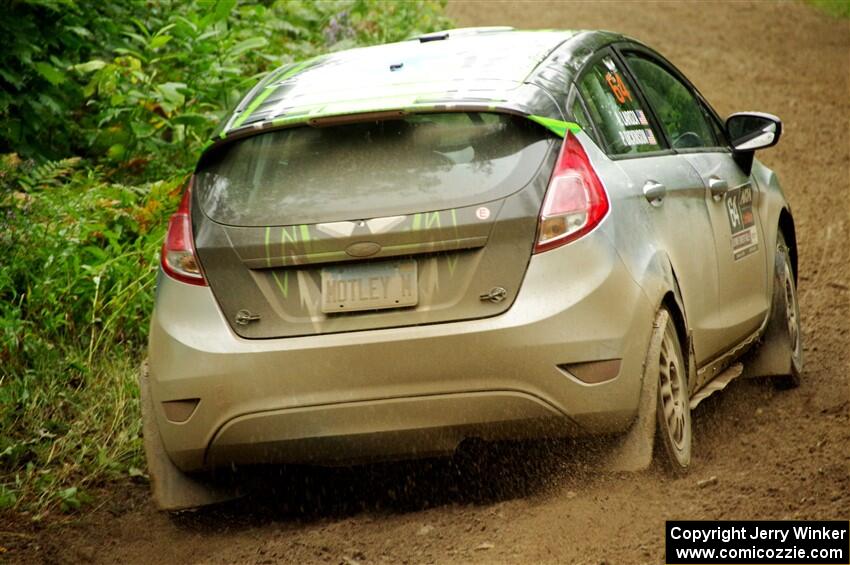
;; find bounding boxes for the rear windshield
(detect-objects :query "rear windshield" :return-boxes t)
[195,112,553,226]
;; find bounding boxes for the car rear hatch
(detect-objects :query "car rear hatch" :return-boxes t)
[192,112,558,338]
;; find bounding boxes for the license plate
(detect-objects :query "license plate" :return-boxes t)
[321,260,418,313]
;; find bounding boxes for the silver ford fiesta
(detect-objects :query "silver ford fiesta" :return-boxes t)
[142,27,802,509]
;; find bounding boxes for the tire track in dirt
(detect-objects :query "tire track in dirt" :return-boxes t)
[3,2,848,563]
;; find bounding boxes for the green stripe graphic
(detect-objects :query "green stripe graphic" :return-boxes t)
[527,115,581,138]
[228,59,315,132]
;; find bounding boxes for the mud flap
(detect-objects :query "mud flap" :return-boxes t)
[139,363,240,511]
[742,239,796,380]
[741,330,792,379]
[603,311,667,472]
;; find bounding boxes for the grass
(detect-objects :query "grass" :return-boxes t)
[0,158,180,518]
[2,358,144,515]
[807,0,850,18]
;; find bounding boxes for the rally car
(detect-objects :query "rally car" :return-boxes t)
[142,27,802,509]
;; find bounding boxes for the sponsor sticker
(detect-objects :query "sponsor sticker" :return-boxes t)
[725,184,759,261]
[475,206,490,221]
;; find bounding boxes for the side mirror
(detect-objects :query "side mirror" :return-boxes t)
[725,112,782,152]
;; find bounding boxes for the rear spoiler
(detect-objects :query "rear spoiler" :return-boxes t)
[199,104,580,157]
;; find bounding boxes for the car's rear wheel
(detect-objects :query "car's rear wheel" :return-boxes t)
[652,308,692,472]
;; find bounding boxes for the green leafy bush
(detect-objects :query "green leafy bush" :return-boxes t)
[0,153,182,515]
[2,0,451,177]
[0,1,133,159]
[0,0,450,518]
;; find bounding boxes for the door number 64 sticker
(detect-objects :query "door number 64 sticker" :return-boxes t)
[725,184,759,261]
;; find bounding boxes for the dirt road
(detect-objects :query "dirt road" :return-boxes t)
[4,1,849,563]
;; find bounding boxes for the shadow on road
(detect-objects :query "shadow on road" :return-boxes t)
[168,435,615,531]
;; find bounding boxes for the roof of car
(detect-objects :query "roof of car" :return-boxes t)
[207,28,624,151]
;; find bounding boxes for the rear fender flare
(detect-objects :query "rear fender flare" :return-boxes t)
[637,251,696,394]
[602,252,694,472]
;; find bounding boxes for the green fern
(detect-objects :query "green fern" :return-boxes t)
[18,156,82,191]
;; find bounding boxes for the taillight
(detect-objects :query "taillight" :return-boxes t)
[161,177,207,286]
[533,132,609,253]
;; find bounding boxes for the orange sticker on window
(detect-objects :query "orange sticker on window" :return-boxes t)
[605,71,632,105]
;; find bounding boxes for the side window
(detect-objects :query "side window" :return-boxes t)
[705,105,728,146]
[577,54,664,156]
[623,54,718,150]
[570,96,593,134]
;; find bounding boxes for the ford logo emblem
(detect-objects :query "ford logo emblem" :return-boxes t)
[345,241,381,258]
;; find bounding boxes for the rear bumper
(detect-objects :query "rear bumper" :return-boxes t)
[148,232,655,471]
[207,391,575,467]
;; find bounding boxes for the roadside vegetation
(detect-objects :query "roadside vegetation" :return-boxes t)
[807,0,850,18]
[0,0,450,518]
